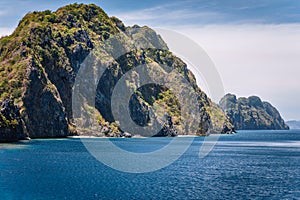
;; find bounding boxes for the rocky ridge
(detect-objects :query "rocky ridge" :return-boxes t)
[0,4,233,142]
[219,94,289,130]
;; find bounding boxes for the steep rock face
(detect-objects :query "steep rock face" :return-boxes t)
[22,68,69,138]
[0,99,25,142]
[0,4,119,139]
[0,4,232,141]
[219,94,289,130]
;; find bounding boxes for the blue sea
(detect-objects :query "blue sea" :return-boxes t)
[1,130,300,199]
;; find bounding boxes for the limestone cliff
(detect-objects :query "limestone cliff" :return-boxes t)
[0,4,232,141]
[219,94,289,130]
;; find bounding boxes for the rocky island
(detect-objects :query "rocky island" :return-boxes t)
[286,120,300,130]
[219,94,289,130]
[0,4,235,142]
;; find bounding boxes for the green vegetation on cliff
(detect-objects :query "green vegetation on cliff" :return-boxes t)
[219,94,289,130]
[0,3,232,141]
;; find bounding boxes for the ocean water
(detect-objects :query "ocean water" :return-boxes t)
[1,130,300,199]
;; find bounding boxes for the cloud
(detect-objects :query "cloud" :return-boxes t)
[114,2,227,27]
[113,0,300,27]
[0,27,14,37]
[117,9,223,22]
[0,10,8,16]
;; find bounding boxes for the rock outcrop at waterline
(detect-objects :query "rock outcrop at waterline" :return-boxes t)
[0,99,25,141]
[0,4,233,142]
[219,94,289,130]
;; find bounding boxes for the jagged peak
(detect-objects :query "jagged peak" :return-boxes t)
[56,3,109,19]
[219,93,289,130]
[12,3,116,38]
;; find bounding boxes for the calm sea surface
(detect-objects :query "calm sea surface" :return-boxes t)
[1,130,300,199]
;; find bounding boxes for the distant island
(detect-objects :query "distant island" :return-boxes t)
[0,4,288,142]
[219,94,289,130]
[286,120,300,129]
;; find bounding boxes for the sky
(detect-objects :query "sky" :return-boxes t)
[0,0,300,120]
